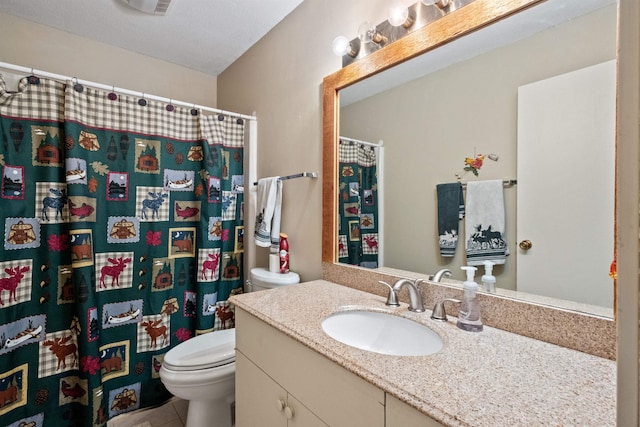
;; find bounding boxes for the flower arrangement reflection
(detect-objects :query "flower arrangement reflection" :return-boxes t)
[464,154,485,176]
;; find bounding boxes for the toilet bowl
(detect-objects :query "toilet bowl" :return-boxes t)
[246,267,300,292]
[159,328,235,427]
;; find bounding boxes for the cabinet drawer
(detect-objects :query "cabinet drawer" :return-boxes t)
[236,308,384,427]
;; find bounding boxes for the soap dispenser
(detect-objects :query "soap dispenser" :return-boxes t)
[457,266,483,332]
[481,261,496,293]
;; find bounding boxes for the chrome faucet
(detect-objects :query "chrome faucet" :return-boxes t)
[430,268,452,283]
[378,279,425,312]
[430,298,461,321]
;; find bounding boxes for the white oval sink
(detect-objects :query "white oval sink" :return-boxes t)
[321,310,443,356]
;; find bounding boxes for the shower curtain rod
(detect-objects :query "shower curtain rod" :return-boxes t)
[340,136,384,147]
[0,61,256,121]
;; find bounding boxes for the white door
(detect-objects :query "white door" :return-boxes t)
[516,60,615,308]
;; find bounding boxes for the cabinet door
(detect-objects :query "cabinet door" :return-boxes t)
[287,394,328,427]
[236,352,287,427]
[386,394,445,427]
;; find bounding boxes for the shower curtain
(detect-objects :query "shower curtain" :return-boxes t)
[338,139,379,268]
[0,74,245,426]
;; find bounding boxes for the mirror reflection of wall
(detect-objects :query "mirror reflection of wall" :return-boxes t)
[339,4,616,309]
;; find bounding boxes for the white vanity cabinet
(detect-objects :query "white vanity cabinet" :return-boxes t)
[235,308,384,427]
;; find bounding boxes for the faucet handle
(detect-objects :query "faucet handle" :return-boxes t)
[430,298,461,321]
[378,281,399,307]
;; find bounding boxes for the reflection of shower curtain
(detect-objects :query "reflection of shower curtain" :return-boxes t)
[0,74,245,426]
[338,139,378,268]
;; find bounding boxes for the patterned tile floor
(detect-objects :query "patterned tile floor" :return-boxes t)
[107,397,188,427]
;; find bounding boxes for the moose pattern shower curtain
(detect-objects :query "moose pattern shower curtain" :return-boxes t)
[0,74,245,426]
[338,139,378,268]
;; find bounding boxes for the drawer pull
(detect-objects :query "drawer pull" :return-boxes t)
[276,399,286,412]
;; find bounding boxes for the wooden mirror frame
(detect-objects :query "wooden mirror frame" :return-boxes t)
[322,0,545,263]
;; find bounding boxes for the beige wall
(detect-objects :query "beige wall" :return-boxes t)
[0,13,217,106]
[217,0,391,280]
[340,6,616,290]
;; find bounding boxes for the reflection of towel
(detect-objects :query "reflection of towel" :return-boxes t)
[465,180,509,265]
[436,182,464,257]
[254,177,282,248]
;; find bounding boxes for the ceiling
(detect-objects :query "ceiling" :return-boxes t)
[0,0,304,76]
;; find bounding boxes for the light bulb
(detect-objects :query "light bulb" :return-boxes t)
[332,36,357,57]
[358,22,373,44]
[388,2,409,27]
[332,36,350,56]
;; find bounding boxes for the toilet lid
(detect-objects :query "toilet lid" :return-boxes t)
[163,328,235,371]
[250,267,300,285]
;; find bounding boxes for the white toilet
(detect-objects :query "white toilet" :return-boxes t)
[160,328,236,427]
[159,268,300,427]
[246,267,300,292]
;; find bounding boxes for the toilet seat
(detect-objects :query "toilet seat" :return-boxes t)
[163,328,235,371]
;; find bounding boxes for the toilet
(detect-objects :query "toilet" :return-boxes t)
[160,328,235,427]
[246,267,300,292]
[159,268,299,427]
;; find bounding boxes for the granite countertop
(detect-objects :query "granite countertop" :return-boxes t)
[229,280,616,427]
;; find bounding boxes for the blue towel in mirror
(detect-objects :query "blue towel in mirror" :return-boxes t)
[436,182,465,257]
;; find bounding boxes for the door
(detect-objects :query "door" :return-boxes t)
[516,60,615,308]
[236,352,287,427]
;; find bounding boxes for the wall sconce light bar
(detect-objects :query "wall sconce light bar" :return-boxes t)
[337,0,475,67]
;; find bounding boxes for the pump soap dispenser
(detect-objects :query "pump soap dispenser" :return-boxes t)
[481,261,496,293]
[457,266,483,332]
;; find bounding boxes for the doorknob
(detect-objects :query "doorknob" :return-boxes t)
[519,240,532,250]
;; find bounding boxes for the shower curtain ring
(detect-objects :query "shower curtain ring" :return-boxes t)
[72,77,84,93]
[108,85,118,101]
[166,99,175,112]
[27,68,40,85]
[138,92,147,106]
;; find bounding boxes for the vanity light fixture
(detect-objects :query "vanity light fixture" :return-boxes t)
[332,0,475,66]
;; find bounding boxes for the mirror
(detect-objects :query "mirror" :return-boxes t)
[323,0,617,317]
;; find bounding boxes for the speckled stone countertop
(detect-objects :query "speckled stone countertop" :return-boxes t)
[230,280,616,427]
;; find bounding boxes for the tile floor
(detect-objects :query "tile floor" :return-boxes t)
[107,397,187,427]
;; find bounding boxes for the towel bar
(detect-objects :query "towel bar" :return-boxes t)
[253,171,318,186]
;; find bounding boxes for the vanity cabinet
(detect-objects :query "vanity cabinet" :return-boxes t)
[235,308,384,427]
[386,395,445,427]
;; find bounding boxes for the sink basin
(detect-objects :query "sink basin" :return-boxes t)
[321,310,443,356]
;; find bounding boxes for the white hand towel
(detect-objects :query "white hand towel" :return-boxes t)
[254,177,282,248]
[465,180,509,265]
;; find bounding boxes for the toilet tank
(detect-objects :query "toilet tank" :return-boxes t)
[247,267,300,292]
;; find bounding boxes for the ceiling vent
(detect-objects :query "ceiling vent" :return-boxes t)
[120,0,173,15]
